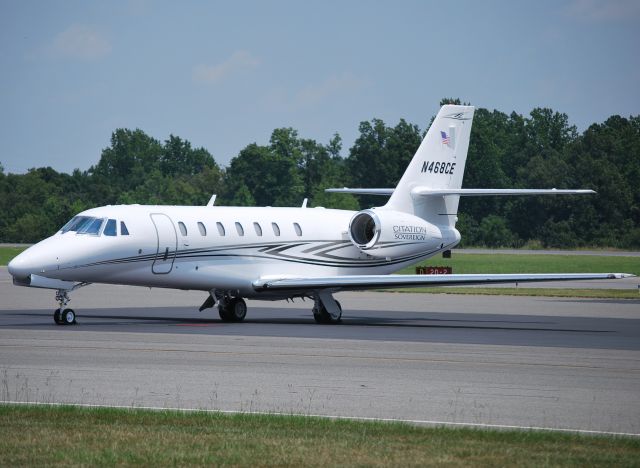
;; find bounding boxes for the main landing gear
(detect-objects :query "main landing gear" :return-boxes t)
[199,291,247,322]
[312,295,342,324]
[53,289,76,325]
[198,290,343,324]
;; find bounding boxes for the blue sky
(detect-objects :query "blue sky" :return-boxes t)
[1,0,638,174]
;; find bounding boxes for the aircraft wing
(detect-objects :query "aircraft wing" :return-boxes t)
[253,273,633,292]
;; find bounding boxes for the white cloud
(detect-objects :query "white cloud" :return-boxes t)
[193,50,260,84]
[48,25,112,60]
[565,0,640,22]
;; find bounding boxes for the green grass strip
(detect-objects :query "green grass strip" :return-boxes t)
[398,253,640,276]
[0,247,26,266]
[0,404,638,466]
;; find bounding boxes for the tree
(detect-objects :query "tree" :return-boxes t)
[221,141,304,207]
[347,118,421,208]
[476,215,518,247]
[1,107,638,247]
[161,135,217,177]
[89,129,163,201]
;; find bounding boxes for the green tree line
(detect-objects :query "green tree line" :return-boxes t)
[1,101,638,248]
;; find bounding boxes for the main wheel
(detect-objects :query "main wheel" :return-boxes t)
[313,308,331,324]
[228,298,247,322]
[53,308,62,325]
[61,308,76,325]
[218,305,232,321]
[218,298,247,322]
[313,301,342,324]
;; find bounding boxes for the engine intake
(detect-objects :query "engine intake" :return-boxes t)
[350,210,381,249]
[348,209,442,259]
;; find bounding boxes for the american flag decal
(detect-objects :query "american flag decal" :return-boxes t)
[440,131,450,145]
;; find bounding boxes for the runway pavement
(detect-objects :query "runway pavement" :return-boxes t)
[1,268,639,434]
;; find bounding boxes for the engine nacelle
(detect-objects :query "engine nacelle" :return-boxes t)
[348,209,442,259]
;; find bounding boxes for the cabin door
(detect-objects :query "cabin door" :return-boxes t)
[150,213,177,274]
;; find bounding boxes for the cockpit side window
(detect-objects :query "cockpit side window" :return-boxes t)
[104,219,117,236]
[77,217,105,235]
[120,222,130,235]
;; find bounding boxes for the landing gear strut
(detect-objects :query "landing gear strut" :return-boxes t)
[53,289,76,325]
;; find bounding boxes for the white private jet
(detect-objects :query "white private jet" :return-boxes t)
[8,105,632,325]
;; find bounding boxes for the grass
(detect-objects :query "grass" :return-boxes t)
[398,253,640,276]
[0,246,26,266]
[392,253,639,298]
[0,405,638,467]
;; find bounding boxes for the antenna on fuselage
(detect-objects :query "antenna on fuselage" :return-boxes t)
[301,198,308,208]
[207,194,217,207]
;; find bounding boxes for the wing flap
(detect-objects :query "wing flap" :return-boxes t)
[253,273,632,292]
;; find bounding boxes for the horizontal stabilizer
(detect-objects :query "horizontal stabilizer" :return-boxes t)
[253,273,633,292]
[325,188,394,196]
[411,188,596,197]
[325,188,597,197]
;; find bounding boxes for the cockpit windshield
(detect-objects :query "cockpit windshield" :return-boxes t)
[60,216,105,235]
[60,216,91,233]
[78,218,105,235]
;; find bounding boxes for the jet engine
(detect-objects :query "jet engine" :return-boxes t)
[348,209,442,259]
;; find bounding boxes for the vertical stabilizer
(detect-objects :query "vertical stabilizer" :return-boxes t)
[384,105,475,227]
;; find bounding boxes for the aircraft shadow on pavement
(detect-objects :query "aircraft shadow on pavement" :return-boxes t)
[0,308,609,334]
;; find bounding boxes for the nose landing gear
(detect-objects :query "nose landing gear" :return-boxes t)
[53,289,76,325]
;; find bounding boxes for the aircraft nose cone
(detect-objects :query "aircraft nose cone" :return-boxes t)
[8,253,32,278]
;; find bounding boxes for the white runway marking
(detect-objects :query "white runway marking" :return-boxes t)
[3,401,639,438]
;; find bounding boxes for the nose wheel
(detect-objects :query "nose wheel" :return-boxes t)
[54,308,76,325]
[53,289,77,325]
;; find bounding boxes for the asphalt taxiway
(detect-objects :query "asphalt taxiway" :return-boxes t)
[1,267,639,434]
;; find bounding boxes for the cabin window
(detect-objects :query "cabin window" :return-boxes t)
[253,222,262,236]
[104,219,117,236]
[120,221,130,235]
[198,222,207,236]
[272,222,280,236]
[235,222,244,236]
[216,222,225,236]
[293,222,302,236]
[77,217,105,236]
[178,222,187,236]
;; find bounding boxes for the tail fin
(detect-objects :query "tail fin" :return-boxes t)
[384,105,475,227]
